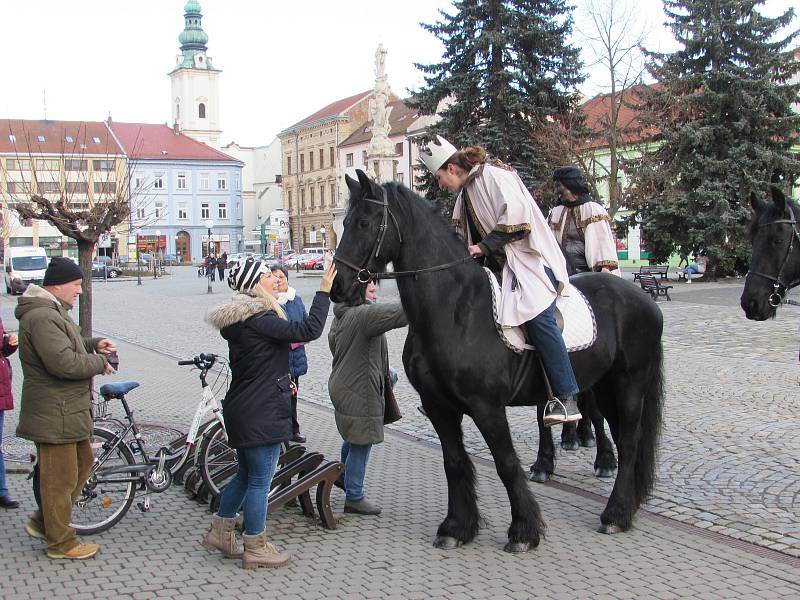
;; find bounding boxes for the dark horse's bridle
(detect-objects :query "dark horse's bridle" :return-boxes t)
[746,203,800,307]
[334,187,470,283]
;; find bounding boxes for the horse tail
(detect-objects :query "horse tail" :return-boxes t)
[634,339,665,507]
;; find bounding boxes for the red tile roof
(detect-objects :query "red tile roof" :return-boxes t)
[109,122,240,161]
[579,85,661,150]
[281,90,374,133]
[339,100,419,147]
[0,119,123,155]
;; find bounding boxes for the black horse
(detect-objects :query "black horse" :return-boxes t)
[331,171,664,552]
[741,186,800,321]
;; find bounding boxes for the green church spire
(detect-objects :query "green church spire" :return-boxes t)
[176,0,213,69]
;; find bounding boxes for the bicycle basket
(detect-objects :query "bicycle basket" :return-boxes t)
[92,396,111,420]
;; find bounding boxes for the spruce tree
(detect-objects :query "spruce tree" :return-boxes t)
[627,0,800,273]
[410,0,584,212]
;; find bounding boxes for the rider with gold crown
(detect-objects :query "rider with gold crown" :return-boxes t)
[418,136,581,425]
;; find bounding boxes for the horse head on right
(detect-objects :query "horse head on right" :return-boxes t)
[741,185,800,320]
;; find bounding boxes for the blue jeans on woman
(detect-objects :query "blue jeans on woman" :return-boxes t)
[216,443,282,535]
[0,411,8,499]
[340,442,372,502]
[524,267,579,399]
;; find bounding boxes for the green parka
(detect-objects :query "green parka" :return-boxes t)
[15,285,108,444]
[327,301,407,445]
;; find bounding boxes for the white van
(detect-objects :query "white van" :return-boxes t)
[301,247,326,257]
[4,246,49,295]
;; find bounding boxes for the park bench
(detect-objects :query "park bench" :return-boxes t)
[676,270,705,282]
[633,265,670,282]
[639,273,672,301]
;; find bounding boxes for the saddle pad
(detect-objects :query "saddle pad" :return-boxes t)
[483,267,597,354]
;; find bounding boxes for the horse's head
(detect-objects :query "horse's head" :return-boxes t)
[741,186,800,320]
[330,169,403,305]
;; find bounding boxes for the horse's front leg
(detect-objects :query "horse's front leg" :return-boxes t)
[423,396,480,549]
[473,403,545,553]
[530,403,556,482]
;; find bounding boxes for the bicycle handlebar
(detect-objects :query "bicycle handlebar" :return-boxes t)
[177,360,195,366]
[177,353,219,368]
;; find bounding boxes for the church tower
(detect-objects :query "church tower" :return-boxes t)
[169,0,222,147]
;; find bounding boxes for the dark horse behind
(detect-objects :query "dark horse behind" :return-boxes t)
[331,170,665,552]
[741,185,800,321]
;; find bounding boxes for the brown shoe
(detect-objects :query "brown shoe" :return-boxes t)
[47,543,100,560]
[24,520,46,540]
[241,532,290,569]
[201,514,243,558]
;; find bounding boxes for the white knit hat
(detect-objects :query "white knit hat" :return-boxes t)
[228,258,269,292]
[418,135,458,174]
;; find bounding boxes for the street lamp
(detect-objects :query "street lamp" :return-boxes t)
[136,233,142,286]
[320,226,327,252]
[205,219,213,294]
[153,230,161,279]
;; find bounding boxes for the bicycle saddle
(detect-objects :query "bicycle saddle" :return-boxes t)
[99,381,140,399]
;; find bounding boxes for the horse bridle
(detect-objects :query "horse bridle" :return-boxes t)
[746,204,800,307]
[334,187,470,283]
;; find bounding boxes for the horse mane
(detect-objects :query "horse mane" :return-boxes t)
[747,195,799,240]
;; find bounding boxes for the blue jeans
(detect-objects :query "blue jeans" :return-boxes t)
[216,443,282,535]
[0,411,8,498]
[524,268,580,399]
[340,442,372,502]
[683,264,700,280]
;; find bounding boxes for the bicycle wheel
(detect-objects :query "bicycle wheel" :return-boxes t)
[71,427,138,535]
[197,421,237,499]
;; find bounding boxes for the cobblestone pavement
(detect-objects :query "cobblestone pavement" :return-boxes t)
[0,267,798,597]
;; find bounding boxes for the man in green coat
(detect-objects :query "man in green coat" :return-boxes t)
[15,258,116,560]
[328,281,407,515]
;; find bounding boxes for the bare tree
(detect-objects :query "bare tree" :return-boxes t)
[2,120,154,336]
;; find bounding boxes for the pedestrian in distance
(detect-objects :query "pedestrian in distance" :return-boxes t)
[328,280,407,516]
[204,258,337,569]
[217,252,227,283]
[681,253,708,283]
[419,136,581,425]
[0,315,20,510]
[272,265,308,443]
[15,257,117,560]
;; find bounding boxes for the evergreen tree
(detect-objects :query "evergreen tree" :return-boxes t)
[626,0,800,273]
[410,0,584,213]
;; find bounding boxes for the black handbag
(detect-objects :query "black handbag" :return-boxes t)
[383,373,402,424]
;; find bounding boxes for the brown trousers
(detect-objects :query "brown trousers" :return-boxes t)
[30,440,93,553]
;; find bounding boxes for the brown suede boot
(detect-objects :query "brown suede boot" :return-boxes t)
[241,532,290,569]
[201,514,243,558]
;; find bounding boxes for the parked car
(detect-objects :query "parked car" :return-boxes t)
[92,262,122,279]
[284,253,313,268]
[226,252,255,267]
[301,256,325,270]
[162,254,179,266]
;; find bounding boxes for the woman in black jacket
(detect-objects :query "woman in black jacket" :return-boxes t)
[203,258,336,569]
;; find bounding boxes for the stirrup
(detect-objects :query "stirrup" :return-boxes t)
[543,398,580,425]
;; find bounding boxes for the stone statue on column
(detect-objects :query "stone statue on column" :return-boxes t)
[366,44,398,181]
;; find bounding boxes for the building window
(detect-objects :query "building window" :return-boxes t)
[319,148,324,168]
[234,173,240,191]
[37,135,46,143]
[346,153,353,167]
[37,181,60,193]
[93,136,101,144]
[217,174,227,190]
[65,182,88,194]
[395,172,404,184]
[287,190,293,211]
[154,200,164,218]
[136,206,146,219]
[300,188,306,211]
[65,135,74,143]
[134,175,145,190]
[331,184,336,207]
[320,185,325,208]
[154,174,164,189]
[176,172,187,189]
[200,173,209,190]
[93,182,116,194]
[178,203,188,219]
[362,150,367,164]
[8,134,15,142]
[6,158,31,171]
[330,146,334,167]
[300,154,305,172]
[395,142,404,155]
[199,103,206,118]
[6,182,26,194]
[309,151,314,171]
[287,156,292,175]
[64,159,87,171]
[93,159,115,171]
[218,203,227,219]
[36,158,59,170]
[310,186,315,210]
[201,203,210,219]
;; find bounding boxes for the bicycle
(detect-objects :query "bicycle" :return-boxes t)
[70,353,228,534]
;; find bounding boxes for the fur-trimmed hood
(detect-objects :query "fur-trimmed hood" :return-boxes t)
[206,293,276,331]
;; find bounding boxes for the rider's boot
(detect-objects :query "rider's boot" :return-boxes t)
[543,395,582,426]
[201,514,244,558]
[241,531,291,569]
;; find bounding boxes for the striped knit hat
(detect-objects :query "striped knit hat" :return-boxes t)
[228,257,269,292]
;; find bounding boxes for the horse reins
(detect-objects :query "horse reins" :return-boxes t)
[746,204,800,307]
[334,187,471,283]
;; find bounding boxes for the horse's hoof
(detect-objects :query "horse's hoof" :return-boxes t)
[528,470,550,483]
[580,437,597,448]
[594,467,617,478]
[598,523,624,535]
[503,541,531,553]
[433,536,463,550]
[560,440,580,451]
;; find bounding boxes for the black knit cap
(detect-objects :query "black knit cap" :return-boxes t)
[43,257,84,286]
[553,166,591,195]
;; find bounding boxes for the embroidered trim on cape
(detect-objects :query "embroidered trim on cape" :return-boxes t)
[495,222,531,234]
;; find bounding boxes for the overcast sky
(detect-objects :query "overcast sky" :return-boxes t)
[1,0,795,147]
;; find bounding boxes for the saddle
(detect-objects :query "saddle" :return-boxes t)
[483,267,597,354]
